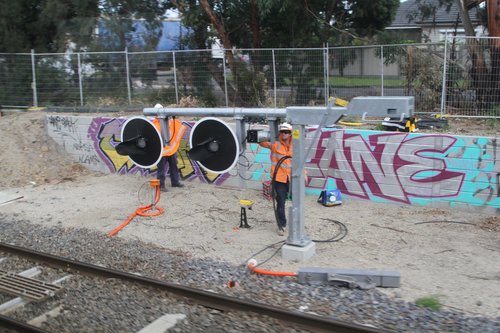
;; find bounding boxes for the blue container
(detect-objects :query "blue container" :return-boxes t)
[317,189,342,207]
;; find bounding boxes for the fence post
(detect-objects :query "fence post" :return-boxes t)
[380,45,385,96]
[440,34,449,116]
[172,51,179,104]
[324,44,329,106]
[31,49,38,107]
[223,49,228,107]
[272,49,277,107]
[77,53,84,106]
[125,48,132,105]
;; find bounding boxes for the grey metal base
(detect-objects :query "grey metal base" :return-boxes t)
[297,267,401,288]
[281,242,316,261]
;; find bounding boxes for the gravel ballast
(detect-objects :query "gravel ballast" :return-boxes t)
[1,218,498,332]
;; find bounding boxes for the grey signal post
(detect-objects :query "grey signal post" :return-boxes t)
[143,96,413,261]
[283,105,345,260]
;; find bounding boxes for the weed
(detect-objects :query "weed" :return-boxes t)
[415,296,442,311]
[486,118,498,130]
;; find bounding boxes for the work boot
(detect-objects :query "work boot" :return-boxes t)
[160,187,168,192]
[172,183,184,188]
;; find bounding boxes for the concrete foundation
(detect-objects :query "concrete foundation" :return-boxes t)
[281,242,316,261]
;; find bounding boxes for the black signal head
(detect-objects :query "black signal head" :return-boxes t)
[118,116,163,169]
[189,117,239,174]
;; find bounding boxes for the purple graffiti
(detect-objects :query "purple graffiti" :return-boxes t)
[88,118,126,173]
[87,117,229,183]
[312,130,465,203]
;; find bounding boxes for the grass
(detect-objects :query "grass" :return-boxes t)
[415,296,442,311]
[330,76,403,87]
[282,76,404,87]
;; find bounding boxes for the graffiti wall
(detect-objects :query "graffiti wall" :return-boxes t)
[46,115,500,211]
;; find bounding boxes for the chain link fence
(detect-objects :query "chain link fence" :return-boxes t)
[1,36,498,118]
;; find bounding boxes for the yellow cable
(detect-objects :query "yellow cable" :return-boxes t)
[338,120,364,126]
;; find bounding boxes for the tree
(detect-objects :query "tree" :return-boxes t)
[92,0,170,52]
[410,0,499,112]
[0,0,99,105]
[170,0,399,105]
[485,0,500,109]
[0,0,99,53]
[456,0,498,110]
[0,0,170,106]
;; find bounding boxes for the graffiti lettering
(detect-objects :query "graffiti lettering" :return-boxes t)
[73,141,94,153]
[78,154,100,166]
[47,116,77,133]
[320,131,465,203]
[396,135,464,198]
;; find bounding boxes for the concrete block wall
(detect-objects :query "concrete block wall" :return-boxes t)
[46,115,500,212]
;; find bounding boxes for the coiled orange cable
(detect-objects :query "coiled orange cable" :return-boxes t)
[108,181,164,237]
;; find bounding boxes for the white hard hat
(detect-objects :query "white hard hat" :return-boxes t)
[154,103,163,108]
[279,123,292,131]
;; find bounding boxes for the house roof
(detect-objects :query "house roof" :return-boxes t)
[389,0,481,28]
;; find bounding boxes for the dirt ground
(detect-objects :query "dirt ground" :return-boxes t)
[0,111,499,318]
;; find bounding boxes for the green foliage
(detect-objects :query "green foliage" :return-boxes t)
[199,88,218,107]
[35,58,81,106]
[257,0,399,47]
[89,1,169,52]
[349,0,400,37]
[373,32,418,65]
[230,56,268,106]
[0,0,99,53]
[415,296,442,311]
[486,110,500,123]
[171,0,401,106]
[0,1,34,52]
[174,3,210,50]
[0,56,33,105]
[406,0,455,27]
[330,48,357,77]
[271,49,325,105]
[84,96,130,107]
[170,51,228,107]
[138,87,177,106]
[329,76,402,87]
[400,45,443,112]
[0,1,170,107]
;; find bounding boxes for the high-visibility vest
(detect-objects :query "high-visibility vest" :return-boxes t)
[259,138,292,183]
[152,118,186,157]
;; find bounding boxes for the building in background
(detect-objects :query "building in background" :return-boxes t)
[96,17,189,52]
[386,0,486,42]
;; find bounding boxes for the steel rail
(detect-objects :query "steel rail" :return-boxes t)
[0,242,393,333]
[0,313,50,333]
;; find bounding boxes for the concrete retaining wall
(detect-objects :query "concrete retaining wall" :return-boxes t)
[46,114,500,212]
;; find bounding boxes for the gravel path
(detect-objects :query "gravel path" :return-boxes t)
[1,173,499,320]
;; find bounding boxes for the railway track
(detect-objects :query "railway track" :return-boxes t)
[0,242,390,333]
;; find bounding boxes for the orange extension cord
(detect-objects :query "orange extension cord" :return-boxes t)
[247,259,297,277]
[108,180,165,237]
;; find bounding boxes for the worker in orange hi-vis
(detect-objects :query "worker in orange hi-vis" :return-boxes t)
[152,104,187,192]
[259,122,293,236]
